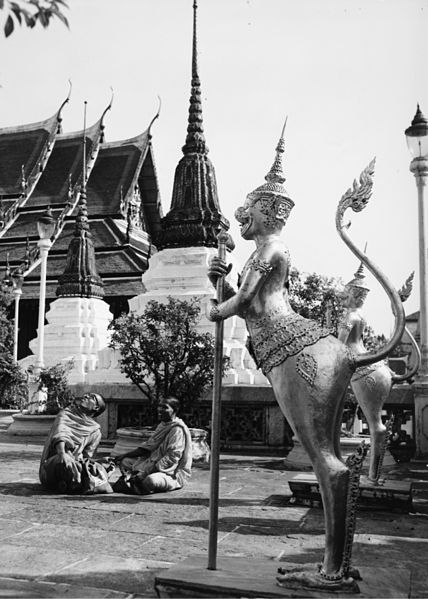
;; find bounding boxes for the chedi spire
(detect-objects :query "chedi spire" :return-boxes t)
[156,0,232,251]
[56,102,104,298]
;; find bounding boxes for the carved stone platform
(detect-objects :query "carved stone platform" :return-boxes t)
[154,556,410,598]
[288,473,414,512]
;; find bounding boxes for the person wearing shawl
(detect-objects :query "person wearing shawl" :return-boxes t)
[39,393,114,494]
[112,397,192,495]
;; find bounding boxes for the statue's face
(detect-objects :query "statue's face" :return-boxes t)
[343,285,368,308]
[235,196,281,240]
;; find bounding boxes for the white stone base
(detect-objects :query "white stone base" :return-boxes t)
[23,296,113,384]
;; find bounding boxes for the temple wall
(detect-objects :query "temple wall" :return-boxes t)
[69,381,293,451]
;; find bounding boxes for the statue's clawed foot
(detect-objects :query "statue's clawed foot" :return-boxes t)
[276,564,360,594]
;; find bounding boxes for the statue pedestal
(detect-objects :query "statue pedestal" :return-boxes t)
[283,437,396,473]
[154,555,410,598]
[288,473,414,512]
[413,377,428,458]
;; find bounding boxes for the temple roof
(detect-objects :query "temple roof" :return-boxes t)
[0,102,162,299]
[0,95,69,197]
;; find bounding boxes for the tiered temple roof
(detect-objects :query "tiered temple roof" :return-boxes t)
[0,100,162,301]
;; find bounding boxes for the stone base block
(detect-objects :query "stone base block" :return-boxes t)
[288,472,414,512]
[154,555,410,598]
[283,437,396,472]
[111,426,211,463]
[7,413,56,436]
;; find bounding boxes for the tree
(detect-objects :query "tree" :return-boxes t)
[288,267,344,335]
[1,0,69,37]
[0,281,27,408]
[109,297,226,420]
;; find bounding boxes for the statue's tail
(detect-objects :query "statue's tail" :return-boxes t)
[392,326,421,383]
[336,159,405,368]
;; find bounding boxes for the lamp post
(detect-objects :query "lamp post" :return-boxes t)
[405,104,428,456]
[11,267,24,363]
[34,207,56,374]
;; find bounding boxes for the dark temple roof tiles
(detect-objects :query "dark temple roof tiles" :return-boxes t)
[29,120,103,207]
[86,129,150,214]
[0,111,60,196]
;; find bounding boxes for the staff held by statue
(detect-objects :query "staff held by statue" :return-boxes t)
[207,228,229,570]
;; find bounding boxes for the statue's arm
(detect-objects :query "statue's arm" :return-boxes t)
[338,317,353,344]
[207,252,279,321]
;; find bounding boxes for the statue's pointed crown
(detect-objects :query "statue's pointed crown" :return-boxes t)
[247,119,294,215]
[346,260,370,291]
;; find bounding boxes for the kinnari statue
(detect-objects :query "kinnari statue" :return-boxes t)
[338,267,420,483]
[207,125,406,592]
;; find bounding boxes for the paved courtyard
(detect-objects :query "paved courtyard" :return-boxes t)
[0,428,428,598]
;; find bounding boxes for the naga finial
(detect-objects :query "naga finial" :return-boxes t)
[336,158,376,231]
[148,95,162,138]
[398,271,415,303]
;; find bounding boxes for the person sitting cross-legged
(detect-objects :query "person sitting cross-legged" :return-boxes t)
[39,393,114,495]
[112,398,192,495]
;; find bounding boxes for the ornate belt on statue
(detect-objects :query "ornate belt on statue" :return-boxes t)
[247,312,332,375]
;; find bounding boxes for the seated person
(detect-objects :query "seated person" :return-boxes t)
[39,393,114,494]
[113,397,192,495]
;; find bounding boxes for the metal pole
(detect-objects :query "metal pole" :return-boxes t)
[13,288,22,363]
[412,159,428,375]
[207,229,228,570]
[35,239,51,372]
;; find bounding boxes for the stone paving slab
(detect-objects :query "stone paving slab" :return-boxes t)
[0,544,86,579]
[0,577,133,598]
[44,556,173,597]
[1,432,428,597]
[6,522,158,560]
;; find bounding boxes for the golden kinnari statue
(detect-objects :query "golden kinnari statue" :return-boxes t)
[207,126,406,592]
[339,266,420,483]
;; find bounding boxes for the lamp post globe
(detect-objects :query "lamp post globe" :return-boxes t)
[36,206,56,240]
[405,104,428,160]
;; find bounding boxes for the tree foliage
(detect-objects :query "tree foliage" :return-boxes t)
[28,360,75,414]
[288,267,344,335]
[1,0,69,37]
[109,297,224,417]
[0,282,27,409]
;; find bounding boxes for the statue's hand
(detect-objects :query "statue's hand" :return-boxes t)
[207,299,222,322]
[207,256,232,287]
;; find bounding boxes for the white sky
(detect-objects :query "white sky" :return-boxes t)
[1,0,427,334]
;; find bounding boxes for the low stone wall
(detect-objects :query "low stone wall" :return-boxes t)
[69,382,293,451]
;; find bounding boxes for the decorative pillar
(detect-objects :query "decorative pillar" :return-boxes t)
[34,208,56,374]
[11,267,24,362]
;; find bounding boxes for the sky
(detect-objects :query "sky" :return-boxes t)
[1,0,427,334]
